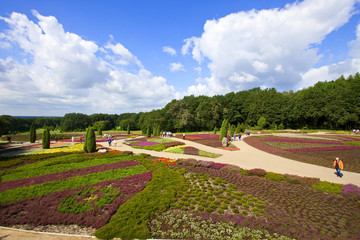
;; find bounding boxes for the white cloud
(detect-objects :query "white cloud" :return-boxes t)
[162,46,176,56]
[183,0,358,93]
[299,22,360,89]
[0,11,176,115]
[170,62,185,72]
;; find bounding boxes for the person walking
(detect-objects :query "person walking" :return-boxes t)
[183,133,186,140]
[238,133,242,141]
[113,139,117,147]
[334,157,344,177]
[107,138,112,147]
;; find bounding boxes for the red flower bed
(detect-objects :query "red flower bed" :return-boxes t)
[0,172,152,229]
[155,157,176,165]
[263,137,342,144]
[0,160,139,191]
[183,146,199,155]
[287,145,360,152]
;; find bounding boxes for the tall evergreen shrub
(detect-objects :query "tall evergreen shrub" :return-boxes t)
[29,121,36,143]
[84,128,89,152]
[146,126,151,137]
[42,128,50,149]
[127,125,130,135]
[97,127,102,137]
[230,125,235,136]
[213,127,217,134]
[86,127,96,153]
[219,119,229,141]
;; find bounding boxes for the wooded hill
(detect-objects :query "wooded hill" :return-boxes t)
[1,73,359,135]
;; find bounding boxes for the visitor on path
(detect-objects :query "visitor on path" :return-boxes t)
[113,139,117,147]
[79,136,82,143]
[233,133,237,141]
[334,157,344,177]
[71,136,74,143]
[55,136,58,143]
[183,133,185,140]
[238,133,242,141]
[107,138,112,147]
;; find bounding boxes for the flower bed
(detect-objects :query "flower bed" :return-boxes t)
[245,135,360,173]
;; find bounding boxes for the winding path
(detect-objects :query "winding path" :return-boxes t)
[100,135,360,186]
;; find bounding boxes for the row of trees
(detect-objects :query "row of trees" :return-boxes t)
[1,73,359,135]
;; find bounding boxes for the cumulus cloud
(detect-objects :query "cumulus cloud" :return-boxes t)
[0,11,176,115]
[170,62,185,72]
[183,0,358,94]
[162,46,176,56]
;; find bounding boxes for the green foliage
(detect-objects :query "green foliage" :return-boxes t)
[94,154,186,240]
[213,127,217,134]
[29,121,36,143]
[146,126,151,137]
[0,164,147,204]
[257,116,267,130]
[83,128,89,152]
[86,127,96,153]
[311,181,343,194]
[219,119,229,141]
[97,127,102,137]
[132,144,166,151]
[2,155,132,182]
[230,124,235,136]
[41,128,50,149]
[127,124,130,134]
[198,150,222,158]
[278,123,285,130]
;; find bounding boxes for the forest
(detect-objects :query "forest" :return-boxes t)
[1,73,359,135]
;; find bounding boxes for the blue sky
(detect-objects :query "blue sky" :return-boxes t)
[0,0,359,116]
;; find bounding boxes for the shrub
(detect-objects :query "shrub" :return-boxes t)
[221,164,243,173]
[177,158,198,166]
[86,127,96,153]
[247,168,266,177]
[29,121,36,143]
[196,161,214,168]
[42,128,50,149]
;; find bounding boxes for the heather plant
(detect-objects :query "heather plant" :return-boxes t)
[342,184,360,200]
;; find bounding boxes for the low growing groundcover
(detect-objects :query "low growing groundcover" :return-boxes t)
[244,135,360,173]
[1,144,360,240]
[127,137,222,158]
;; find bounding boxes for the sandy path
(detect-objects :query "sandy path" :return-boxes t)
[102,135,360,186]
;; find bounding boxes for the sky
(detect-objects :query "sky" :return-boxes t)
[0,0,359,116]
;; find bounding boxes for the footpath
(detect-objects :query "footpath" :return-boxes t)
[100,136,360,186]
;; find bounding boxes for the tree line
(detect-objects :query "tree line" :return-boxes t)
[1,73,359,136]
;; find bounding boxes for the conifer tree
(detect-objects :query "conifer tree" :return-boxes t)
[213,127,217,135]
[219,119,229,141]
[42,128,50,149]
[87,127,96,153]
[146,126,151,137]
[84,127,89,152]
[97,127,102,137]
[127,125,130,135]
[29,121,36,143]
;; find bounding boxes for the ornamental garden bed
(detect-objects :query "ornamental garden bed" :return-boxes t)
[176,133,240,150]
[1,144,359,239]
[126,137,222,158]
[244,135,360,173]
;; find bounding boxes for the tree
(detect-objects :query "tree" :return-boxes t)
[127,125,130,134]
[257,116,267,130]
[219,119,229,141]
[213,127,217,135]
[230,125,235,136]
[84,128,90,152]
[85,127,96,153]
[146,126,151,137]
[29,121,36,143]
[42,128,50,149]
[97,127,102,137]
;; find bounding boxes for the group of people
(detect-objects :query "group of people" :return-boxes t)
[352,129,360,134]
[227,133,242,142]
[160,132,173,138]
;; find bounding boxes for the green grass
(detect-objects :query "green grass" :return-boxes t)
[311,181,343,194]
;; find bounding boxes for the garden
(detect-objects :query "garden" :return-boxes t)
[1,142,360,240]
[126,136,222,158]
[175,133,240,151]
[244,134,360,173]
